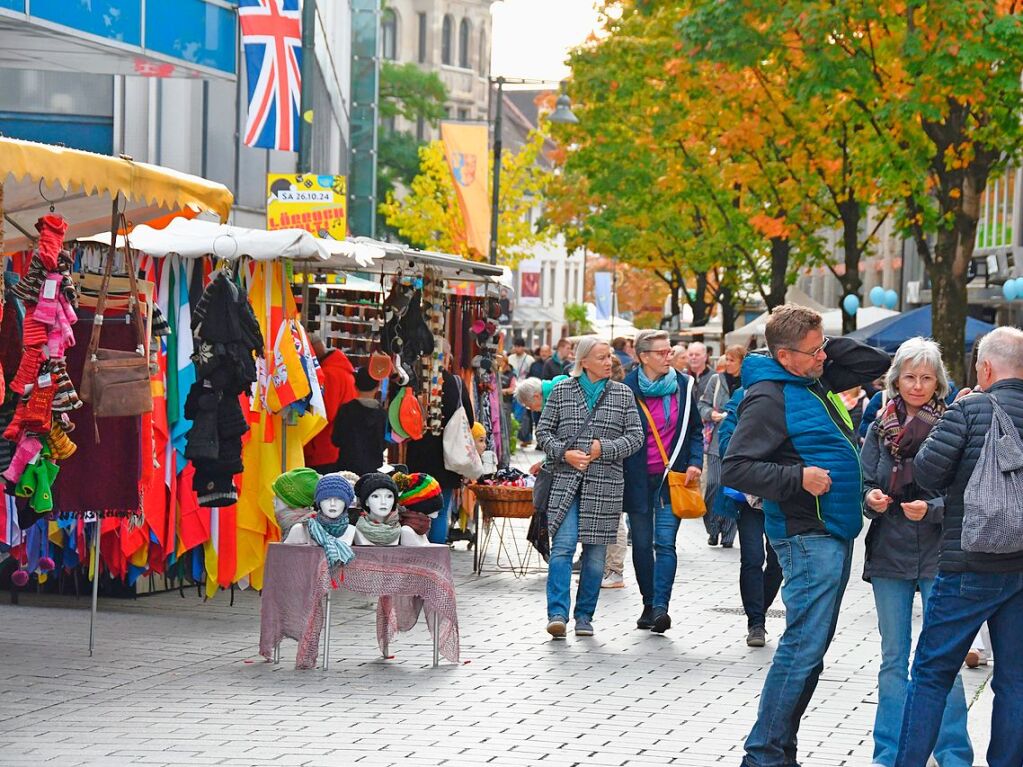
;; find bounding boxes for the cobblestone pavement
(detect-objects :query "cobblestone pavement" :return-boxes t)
[0,448,995,767]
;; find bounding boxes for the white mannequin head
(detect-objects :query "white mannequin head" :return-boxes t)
[365,488,396,520]
[319,496,348,520]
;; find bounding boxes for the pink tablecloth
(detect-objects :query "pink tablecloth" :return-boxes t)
[258,543,460,667]
[342,544,460,664]
[258,544,330,669]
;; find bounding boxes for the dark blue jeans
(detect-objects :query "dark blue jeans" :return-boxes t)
[742,532,853,767]
[737,505,783,630]
[546,496,605,622]
[627,475,681,610]
[896,570,1023,767]
[428,489,453,544]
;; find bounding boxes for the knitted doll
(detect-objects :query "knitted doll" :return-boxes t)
[352,472,400,546]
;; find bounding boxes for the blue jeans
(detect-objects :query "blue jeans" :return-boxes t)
[546,496,606,622]
[896,571,1023,767]
[627,476,681,610]
[742,532,853,767]
[428,489,453,544]
[737,505,783,630]
[871,577,972,767]
[513,401,532,442]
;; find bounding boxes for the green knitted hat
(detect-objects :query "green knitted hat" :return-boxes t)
[272,467,319,508]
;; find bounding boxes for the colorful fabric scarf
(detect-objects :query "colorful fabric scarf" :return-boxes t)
[577,373,608,411]
[355,508,401,545]
[307,512,355,568]
[638,367,678,415]
[878,395,945,496]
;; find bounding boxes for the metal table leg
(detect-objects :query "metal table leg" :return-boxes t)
[472,500,482,573]
[322,592,332,670]
[431,610,439,668]
[273,643,280,664]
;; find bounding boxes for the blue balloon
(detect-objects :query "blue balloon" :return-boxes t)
[869,286,886,306]
[884,289,898,310]
[1003,280,1018,301]
[842,294,860,316]
[1015,277,1023,299]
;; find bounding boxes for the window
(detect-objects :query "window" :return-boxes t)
[459,19,471,68]
[381,9,397,60]
[417,12,427,63]
[458,108,469,120]
[479,28,487,75]
[441,15,453,65]
[382,116,396,133]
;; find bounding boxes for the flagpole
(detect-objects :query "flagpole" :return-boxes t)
[298,0,316,173]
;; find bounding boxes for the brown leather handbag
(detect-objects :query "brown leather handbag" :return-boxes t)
[79,223,153,423]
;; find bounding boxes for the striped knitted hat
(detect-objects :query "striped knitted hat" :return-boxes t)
[272,467,319,509]
[393,472,443,515]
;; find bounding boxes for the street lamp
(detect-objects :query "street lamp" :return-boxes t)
[488,77,579,266]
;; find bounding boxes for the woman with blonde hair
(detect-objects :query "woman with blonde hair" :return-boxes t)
[536,337,644,638]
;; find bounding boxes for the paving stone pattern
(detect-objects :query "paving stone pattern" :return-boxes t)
[0,448,994,766]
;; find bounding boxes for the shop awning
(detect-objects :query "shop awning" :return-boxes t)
[80,217,384,269]
[1,137,233,251]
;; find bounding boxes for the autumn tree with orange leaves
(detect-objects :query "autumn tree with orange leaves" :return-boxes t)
[681,0,1023,378]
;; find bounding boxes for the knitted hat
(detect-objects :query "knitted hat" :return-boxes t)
[272,467,319,509]
[314,472,355,507]
[394,472,443,515]
[354,366,377,393]
[354,472,399,509]
[471,422,486,441]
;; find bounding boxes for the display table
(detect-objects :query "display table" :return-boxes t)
[259,543,459,669]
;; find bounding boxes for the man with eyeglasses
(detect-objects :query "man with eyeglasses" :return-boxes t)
[722,304,890,767]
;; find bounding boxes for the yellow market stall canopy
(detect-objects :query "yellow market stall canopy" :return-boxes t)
[1,137,233,251]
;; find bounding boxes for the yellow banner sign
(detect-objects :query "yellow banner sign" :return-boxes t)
[266,174,347,239]
[440,122,491,260]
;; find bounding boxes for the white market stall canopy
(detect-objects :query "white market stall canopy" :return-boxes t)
[80,217,385,269]
[727,305,899,347]
[1,137,233,252]
[340,237,505,284]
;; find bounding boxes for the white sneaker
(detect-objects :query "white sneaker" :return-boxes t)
[601,572,624,589]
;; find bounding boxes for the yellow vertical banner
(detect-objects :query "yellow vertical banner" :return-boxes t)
[440,122,491,260]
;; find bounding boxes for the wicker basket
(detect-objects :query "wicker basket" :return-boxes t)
[470,484,535,519]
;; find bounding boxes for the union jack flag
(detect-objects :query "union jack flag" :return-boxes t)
[239,0,303,152]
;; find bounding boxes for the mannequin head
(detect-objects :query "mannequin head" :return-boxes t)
[365,488,397,519]
[314,473,355,520]
[354,472,400,518]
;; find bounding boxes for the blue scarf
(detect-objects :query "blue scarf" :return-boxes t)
[307,514,355,569]
[577,373,608,411]
[638,367,678,417]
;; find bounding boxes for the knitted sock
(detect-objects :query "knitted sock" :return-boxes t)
[49,359,82,412]
[3,436,42,485]
[10,346,44,396]
[46,425,76,461]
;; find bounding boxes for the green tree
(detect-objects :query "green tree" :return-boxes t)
[376,61,448,237]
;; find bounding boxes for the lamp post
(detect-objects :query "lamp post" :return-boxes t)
[488,77,578,266]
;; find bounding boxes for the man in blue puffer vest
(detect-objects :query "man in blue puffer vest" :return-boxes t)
[722,304,890,767]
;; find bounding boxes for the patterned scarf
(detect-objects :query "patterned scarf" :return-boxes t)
[638,367,678,416]
[577,373,608,411]
[307,513,355,569]
[355,508,401,545]
[878,395,945,496]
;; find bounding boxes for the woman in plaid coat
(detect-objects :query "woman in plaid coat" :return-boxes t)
[536,338,644,638]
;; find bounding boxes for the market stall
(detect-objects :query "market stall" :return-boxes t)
[0,136,233,653]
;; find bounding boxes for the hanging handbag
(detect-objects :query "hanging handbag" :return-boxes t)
[638,376,706,520]
[79,217,153,424]
[532,385,610,513]
[443,376,485,480]
[962,394,1023,554]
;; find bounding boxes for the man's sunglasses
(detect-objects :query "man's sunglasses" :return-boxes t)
[782,337,830,358]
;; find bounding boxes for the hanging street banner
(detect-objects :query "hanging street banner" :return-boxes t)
[440,122,491,260]
[266,174,347,239]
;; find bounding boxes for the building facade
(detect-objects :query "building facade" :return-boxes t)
[0,1,353,231]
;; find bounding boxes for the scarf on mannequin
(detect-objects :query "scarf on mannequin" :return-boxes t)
[355,507,401,545]
[307,511,355,568]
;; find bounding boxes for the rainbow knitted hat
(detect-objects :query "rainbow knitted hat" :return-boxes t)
[272,467,319,509]
[393,472,443,515]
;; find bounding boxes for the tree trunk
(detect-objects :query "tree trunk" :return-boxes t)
[690,270,710,326]
[719,284,737,334]
[839,198,863,335]
[928,242,969,385]
[766,237,790,310]
[669,266,682,321]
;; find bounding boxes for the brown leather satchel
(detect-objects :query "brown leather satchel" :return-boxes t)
[79,221,153,422]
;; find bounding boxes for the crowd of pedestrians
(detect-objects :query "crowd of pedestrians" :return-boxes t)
[519,307,1023,767]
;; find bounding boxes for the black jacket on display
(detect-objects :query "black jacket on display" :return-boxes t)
[404,369,473,489]
[913,379,1023,573]
[332,398,387,476]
